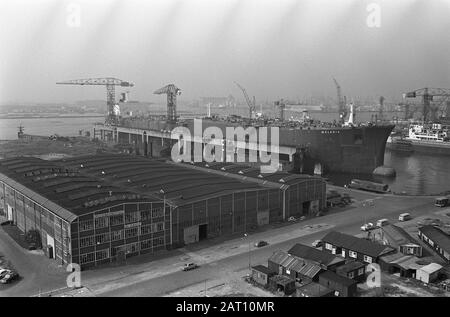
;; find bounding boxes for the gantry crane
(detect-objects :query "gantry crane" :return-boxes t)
[234,82,256,119]
[274,99,286,121]
[403,88,450,122]
[332,77,347,124]
[57,77,134,125]
[154,84,181,123]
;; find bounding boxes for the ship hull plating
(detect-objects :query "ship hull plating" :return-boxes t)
[98,118,394,174]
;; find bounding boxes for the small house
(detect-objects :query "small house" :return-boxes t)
[418,226,450,263]
[321,231,395,264]
[287,243,346,271]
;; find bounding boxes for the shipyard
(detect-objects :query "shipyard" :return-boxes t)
[1,0,450,304]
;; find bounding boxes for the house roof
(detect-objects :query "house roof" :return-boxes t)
[336,261,366,274]
[288,243,345,267]
[322,231,395,258]
[269,250,322,279]
[252,265,272,275]
[382,225,418,248]
[419,225,450,253]
[419,263,443,274]
[380,253,422,270]
[297,282,334,297]
[319,270,357,287]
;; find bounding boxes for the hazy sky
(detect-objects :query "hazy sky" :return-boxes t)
[0,0,449,104]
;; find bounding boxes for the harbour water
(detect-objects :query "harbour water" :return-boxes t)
[1,115,449,195]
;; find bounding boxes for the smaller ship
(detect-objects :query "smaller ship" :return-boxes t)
[404,122,450,155]
[386,136,414,153]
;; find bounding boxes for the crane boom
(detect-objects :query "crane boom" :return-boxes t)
[332,77,346,124]
[57,77,134,125]
[234,81,255,118]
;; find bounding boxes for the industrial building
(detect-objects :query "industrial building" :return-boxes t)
[0,154,325,269]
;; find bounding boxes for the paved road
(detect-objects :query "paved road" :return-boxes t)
[0,228,67,297]
[93,193,438,297]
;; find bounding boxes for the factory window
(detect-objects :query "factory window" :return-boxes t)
[96,232,110,245]
[79,219,94,232]
[96,249,110,261]
[125,242,139,254]
[152,207,164,218]
[358,268,365,275]
[348,272,354,279]
[140,224,152,235]
[95,216,109,229]
[80,252,95,264]
[325,243,333,250]
[125,211,140,224]
[349,251,357,258]
[79,236,95,248]
[152,222,164,232]
[363,255,373,263]
[140,210,151,221]
[153,237,164,247]
[125,227,138,239]
[110,214,124,226]
[141,239,152,250]
[111,230,124,241]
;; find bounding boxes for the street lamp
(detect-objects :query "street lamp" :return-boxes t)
[244,233,251,271]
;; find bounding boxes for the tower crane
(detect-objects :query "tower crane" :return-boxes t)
[332,77,347,124]
[56,77,134,125]
[154,84,181,123]
[274,99,286,121]
[234,82,256,119]
[378,96,385,121]
[403,87,450,122]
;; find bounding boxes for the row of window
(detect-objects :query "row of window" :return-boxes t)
[79,238,166,264]
[79,222,165,248]
[79,208,165,232]
[324,243,373,263]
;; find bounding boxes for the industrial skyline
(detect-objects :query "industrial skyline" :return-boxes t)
[1,0,449,104]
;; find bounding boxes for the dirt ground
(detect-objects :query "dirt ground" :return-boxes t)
[359,272,449,297]
[165,269,275,297]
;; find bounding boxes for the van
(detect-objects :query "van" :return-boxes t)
[435,197,449,207]
[398,213,412,221]
[376,219,389,227]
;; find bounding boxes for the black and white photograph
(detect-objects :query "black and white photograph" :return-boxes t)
[0,0,450,302]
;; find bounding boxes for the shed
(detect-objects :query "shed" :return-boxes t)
[251,265,274,286]
[269,275,296,295]
[416,263,443,284]
[318,270,358,297]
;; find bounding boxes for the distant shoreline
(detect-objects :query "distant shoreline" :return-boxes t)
[0,114,104,119]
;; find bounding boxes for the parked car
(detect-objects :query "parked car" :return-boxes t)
[254,241,268,248]
[0,270,19,284]
[311,240,323,248]
[0,269,9,279]
[398,213,412,221]
[182,263,198,271]
[376,218,390,227]
[361,222,375,231]
[0,220,12,226]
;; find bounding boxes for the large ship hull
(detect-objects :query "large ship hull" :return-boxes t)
[96,118,394,174]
